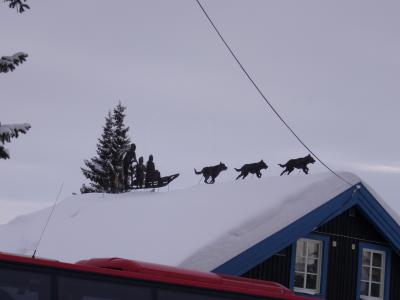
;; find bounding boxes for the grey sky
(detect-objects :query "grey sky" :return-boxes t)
[1,0,399,222]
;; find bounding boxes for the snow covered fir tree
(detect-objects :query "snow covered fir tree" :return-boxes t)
[81,112,114,193]
[1,1,31,157]
[0,123,31,159]
[1,0,29,73]
[3,0,29,13]
[111,101,131,189]
[81,103,131,194]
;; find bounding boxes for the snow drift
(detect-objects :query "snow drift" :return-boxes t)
[0,172,394,272]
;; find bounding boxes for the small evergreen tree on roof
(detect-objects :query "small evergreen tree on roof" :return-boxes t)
[81,111,114,193]
[81,102,132,193]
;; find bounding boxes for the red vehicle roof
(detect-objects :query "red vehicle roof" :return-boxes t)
[0,252,315,300]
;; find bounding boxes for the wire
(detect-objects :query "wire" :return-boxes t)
[194,0,353,187]
[32,182,64,258]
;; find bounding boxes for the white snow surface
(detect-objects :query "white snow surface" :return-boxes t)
[0,172,395,272]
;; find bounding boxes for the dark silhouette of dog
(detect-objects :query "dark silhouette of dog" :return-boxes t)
[278,155,316,175]
[194,162,228,184]
[235,160,268,180]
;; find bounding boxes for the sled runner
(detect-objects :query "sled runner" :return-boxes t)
[131,173,179,190]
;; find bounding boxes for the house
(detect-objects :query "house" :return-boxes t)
[180,173,400,300]
[226,183,400,300]
[0,172,399,300]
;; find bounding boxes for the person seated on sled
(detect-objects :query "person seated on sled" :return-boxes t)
[145,154,160,187]
[133,156,146,188]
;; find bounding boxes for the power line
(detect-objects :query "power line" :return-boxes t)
[194,0,353,187]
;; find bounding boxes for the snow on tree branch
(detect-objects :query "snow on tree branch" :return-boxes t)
[4,0,30,13]
[0,122,31,159]
[0,123,31,142]
[0,52,28,73]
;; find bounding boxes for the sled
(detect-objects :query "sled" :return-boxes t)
[131,173,179,190]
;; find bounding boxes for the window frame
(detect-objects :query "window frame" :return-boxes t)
[290,233,329,298]
[293,238,323,294]
[356,242,391,300]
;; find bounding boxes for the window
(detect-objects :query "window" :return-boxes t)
[360,248,385,299]
[0,267,50,300]
[58,276,152,300]
[357,243,391,300]
[293,238,323,294]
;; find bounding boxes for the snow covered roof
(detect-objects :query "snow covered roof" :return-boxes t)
[0,172,397,272]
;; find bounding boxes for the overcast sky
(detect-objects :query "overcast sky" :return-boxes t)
[1,0,399,223]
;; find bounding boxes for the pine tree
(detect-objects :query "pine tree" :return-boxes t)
[1,2,31,157]
[81,111,114,192]
[81,102,132,193]
[0,122,31,159]
[1,1,29,73]
[110,102,131,192]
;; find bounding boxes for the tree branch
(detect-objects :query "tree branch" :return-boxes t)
[4,0,30,13]
[0,52,28,73]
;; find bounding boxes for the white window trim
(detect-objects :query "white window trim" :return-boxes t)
[293,238,323,295]
[360,248,386,300]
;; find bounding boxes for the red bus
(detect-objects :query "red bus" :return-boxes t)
[0,252,315,300]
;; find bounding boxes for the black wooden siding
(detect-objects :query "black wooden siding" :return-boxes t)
[315,207,387,243]
[324,235,359,299]
[390,251,400,300]
[242,247,292,287]
[241,206,400,300]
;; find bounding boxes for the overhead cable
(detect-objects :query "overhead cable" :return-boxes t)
[195,0,353,187]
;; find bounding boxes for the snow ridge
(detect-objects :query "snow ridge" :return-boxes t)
[0,172,393,272]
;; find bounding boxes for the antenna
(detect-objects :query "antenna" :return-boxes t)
[32,182,64,259]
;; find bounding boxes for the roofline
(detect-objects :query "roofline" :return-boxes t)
[213,183,400,275]
[0,252,312,300]
[357,185,400,252]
